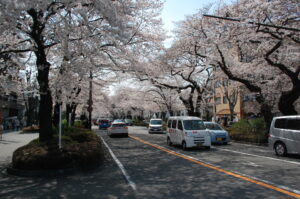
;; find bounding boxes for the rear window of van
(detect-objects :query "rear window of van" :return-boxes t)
[274,118,300,131]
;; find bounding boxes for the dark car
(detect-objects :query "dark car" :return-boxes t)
[98,119,111,129]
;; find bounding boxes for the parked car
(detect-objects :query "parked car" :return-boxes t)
[269,115,300,156]
[166,116,211,150]
[125,119,133,126]
[148,119,164,134]
[98,119,111,129]
[204,122,230,144]
[107,122,128,137]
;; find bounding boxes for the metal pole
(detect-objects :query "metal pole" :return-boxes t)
[59,104,62,149]
[88,70,93,130]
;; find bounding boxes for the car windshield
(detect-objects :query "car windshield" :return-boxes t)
[150,120,162,125]
[183,120,205,130]
[205,123,223,130]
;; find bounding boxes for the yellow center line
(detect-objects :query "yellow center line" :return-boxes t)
[129,135,300,199]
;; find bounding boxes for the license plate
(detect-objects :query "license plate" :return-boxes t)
[217,137,222,141]
[197,143,202,147]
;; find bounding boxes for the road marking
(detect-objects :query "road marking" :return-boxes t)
[100,137,137,191]
[241,161,261,167]
[129,135,300,199]
[213,147,300,165]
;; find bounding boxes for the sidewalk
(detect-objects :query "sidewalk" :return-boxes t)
[0,131,38,165]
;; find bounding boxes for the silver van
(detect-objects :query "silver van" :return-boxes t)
[269,115,300,156]
[148,119,163,134]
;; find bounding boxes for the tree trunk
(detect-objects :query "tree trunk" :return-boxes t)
[260,103,273,135]
[28,8,54,142]
[53,103,60,129]
[37,61,53,142]
[229,103,235,122]
[278,83,300,115]
[71,104,77,125]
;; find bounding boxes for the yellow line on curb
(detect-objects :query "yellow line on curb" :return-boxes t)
[129,135,300,199]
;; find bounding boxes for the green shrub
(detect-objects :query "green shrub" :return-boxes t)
[231,119,251,134]
[74,120,84,128]
[12,128,103,170]
[229,118,267,143]
[133,119,148,127]
[62,119,68,126]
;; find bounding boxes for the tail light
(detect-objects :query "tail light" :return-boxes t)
[110,127,116,129]
[124,126,128,129]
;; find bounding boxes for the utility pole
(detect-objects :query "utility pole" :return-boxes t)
[88,70,93,130]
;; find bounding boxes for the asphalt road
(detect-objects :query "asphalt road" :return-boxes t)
[98,126,300,199]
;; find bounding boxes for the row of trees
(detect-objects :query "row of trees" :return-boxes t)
[117,0,299,131]
[1,0,299,141]
[0,0,165,142]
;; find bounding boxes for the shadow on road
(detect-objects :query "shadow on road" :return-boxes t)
[0,148,135,199]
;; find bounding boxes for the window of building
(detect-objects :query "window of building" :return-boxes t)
[214,80,221,88]
[215,97,221,104]
[223,96,228,104]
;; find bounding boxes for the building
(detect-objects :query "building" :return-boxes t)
[213,78,260,125]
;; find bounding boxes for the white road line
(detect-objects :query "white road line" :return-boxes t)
[211,147,300,165]
[100,137,137,191]
[154,144,300,195]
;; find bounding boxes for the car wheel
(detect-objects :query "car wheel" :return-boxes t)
[274,142,287,156]
[148,131,152,134]
[205,146,211,150]
[167,137,172,146]
[223,142,228,145]
[182,141,187,151]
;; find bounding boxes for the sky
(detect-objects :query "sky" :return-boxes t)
[161,0,230,46]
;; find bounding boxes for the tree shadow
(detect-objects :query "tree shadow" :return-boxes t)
[0,150,135,199]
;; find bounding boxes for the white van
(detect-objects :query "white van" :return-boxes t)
[148,119,163,134]
[269,115,300,156]
[166,116,211,150]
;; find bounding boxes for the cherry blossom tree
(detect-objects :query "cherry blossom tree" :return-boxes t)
[172,0,299,129]
[0,0,165,142]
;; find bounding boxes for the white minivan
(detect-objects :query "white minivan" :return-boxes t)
[269,115,300,156]
[166,116,211,150]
